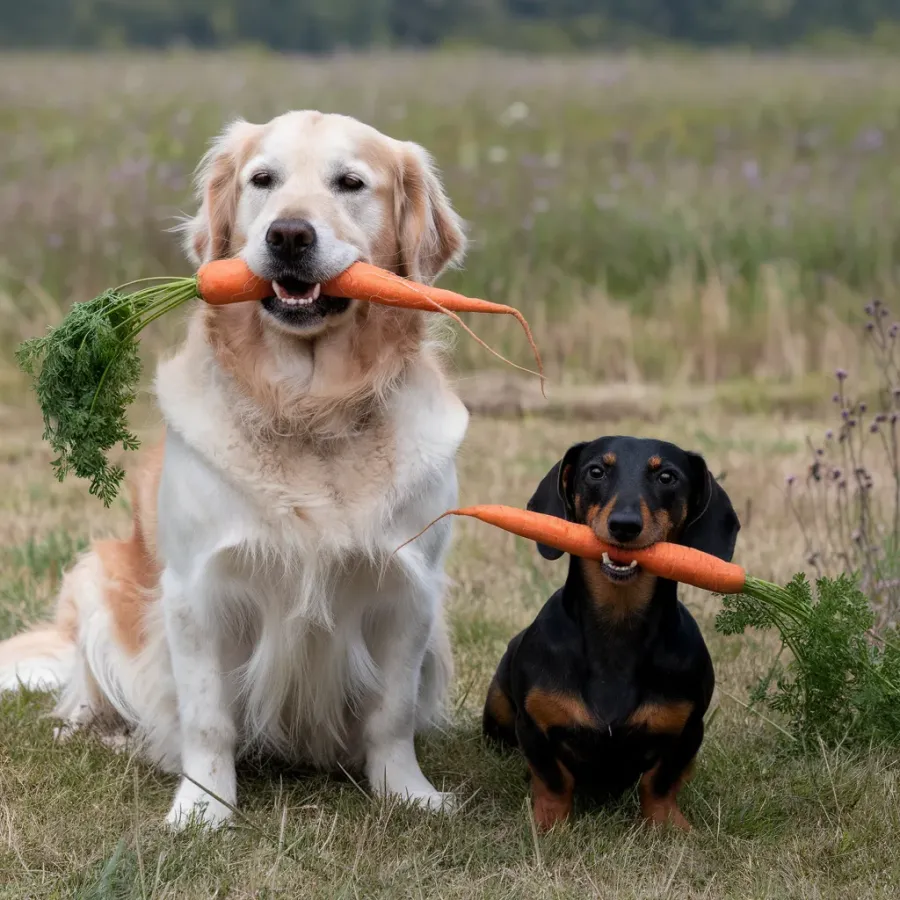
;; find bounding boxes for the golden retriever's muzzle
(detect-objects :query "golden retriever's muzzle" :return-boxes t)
[260,216,355,331]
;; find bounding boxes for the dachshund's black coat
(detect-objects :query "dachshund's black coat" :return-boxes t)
[483,436,740,830]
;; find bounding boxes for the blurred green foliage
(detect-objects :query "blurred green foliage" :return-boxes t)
[3,0,900,52]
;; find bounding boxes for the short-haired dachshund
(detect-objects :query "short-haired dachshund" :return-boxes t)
[482,436,740,831]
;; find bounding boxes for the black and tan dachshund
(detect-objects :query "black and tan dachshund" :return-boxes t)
[483,436,740,830]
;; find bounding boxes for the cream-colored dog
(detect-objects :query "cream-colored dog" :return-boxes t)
[0,111,468,828]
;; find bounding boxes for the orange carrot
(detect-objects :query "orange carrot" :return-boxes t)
[196,259,544,388]
[325,261,529,317]
[197,258,273,304]
[397,504,748,595]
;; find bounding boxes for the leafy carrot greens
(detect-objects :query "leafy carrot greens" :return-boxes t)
[16,279,198,505]
[718,573,900,746]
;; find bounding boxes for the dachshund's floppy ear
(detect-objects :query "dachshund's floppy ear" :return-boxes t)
[526,442,586,560]
[682,453,741,563]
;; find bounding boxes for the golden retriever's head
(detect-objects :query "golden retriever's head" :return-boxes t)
[185,110,465,339]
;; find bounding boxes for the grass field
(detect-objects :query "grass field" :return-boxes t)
[3,402,900,899]
[2,50,900,898]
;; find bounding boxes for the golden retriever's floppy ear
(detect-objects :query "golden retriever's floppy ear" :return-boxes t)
[396,143,466,283]
[184,119,260,265]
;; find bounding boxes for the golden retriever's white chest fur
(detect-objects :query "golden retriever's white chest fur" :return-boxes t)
[154,322,467,554]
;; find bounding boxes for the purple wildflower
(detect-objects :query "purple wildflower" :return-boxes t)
[855,127,885,151]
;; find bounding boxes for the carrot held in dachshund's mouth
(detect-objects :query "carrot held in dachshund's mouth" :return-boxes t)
[394,503,836,660]
[17,260,544,505]
[395,504,748,594]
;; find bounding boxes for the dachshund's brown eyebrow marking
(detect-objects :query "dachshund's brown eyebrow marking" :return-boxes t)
[602,452,616,466]
[648,456,662,470]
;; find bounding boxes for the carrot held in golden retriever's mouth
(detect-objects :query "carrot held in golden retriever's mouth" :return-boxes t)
[16,258,545,505]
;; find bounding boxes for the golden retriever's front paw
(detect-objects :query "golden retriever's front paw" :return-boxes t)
[402,789,457,814]
[165,781,233,831]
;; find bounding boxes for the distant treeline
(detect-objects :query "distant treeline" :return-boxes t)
[4,0,900,51]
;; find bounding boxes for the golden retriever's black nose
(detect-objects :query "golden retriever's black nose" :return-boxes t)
[266,218,317,260]
[608,511,643,544]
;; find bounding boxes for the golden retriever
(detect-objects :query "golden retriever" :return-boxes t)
[0,111,468,828]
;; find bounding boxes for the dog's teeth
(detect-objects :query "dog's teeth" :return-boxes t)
[273,281,321,305]
[602,550,639,575]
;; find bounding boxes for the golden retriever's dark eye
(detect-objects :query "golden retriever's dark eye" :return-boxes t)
[658,471,677,485]
[336,173,365,192]
[250,172,273,189]
[587,466,606,481]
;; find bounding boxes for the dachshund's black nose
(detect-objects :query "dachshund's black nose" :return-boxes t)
[266,218,317,261]
[608,512,643,544]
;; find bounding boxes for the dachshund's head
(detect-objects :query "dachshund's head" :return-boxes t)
[527,436,740,585]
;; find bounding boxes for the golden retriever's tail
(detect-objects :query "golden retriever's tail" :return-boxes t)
[0,626,75,694]
[0,573,78,694]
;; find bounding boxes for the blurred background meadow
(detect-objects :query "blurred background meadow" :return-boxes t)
[3,49,900,387]
[5,3,900,898]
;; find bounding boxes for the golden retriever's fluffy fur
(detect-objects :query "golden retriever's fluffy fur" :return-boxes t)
[0,111,470,828]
